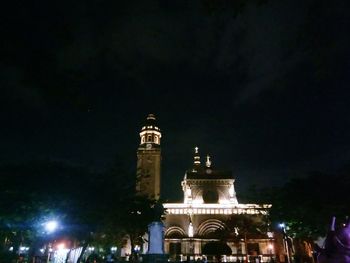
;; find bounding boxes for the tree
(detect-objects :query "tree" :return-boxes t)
[212,214,269,263]
[0,159,166,262]
[243,169,350,263]
[0,161,102,261]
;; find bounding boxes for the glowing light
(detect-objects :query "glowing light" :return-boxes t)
[268,244,274,250]
[229,185,234,197]
[279,223,285,229]
[111,247,117,252]
[88,247,95,252]
[40,248,45,253]
[9,247,13,251]
[206,155,211,168]
[192,199,203,205]
[164,203,270,215]
[267,232,274,238]
[57,243,65,250]
[186,187,191,197]
[45,220,58,233]
[139,131,161,137]
[188,222,194,237]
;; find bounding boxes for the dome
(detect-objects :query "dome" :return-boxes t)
[141,114,160,132]
[139,114,162,146]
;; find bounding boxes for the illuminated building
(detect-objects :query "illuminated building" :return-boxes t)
[136,114,162,200]
[136,114,276,262]
[163,148,275,262]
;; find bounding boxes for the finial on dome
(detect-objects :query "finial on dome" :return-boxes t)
[206,155,212,168]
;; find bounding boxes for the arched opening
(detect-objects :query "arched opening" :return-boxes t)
[203,189,219,203]
[165,226,186,238]
[197,219,227,238]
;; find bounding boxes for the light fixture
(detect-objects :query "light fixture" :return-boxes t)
[45,220,58,233]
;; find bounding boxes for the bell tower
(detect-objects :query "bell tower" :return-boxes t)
[136,114,162,200]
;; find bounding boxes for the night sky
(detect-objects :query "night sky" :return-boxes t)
[1,0,349,200]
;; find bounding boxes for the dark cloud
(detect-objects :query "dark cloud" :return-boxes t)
[0,0,349,199]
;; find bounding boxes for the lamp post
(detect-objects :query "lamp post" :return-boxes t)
[44,220,58,263]
[279,223,290,263]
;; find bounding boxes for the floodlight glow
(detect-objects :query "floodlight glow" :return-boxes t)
[268,244,274,250]
[279,223,285,228]
[45,220,58,233]
[188,222,194,238]
[57,243,65,250]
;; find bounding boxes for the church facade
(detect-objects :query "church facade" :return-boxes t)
[136,114,284,262]
[163,149,274,263]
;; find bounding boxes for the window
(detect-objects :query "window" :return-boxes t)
[203,190,219,203]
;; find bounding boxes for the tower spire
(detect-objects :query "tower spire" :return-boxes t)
[193,146,201,166]
[136,114,162,200]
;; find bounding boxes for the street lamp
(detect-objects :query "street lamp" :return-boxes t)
[45,220,58,233]
[43,220,59,263]
[279,223,290,263]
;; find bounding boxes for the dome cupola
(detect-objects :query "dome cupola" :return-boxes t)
[139,114,162,146]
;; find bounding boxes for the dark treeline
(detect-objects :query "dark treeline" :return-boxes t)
[0,159,161,261]
[1,159,349,261]
[241,166,350,239]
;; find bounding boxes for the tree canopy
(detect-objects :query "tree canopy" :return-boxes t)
[245,170,350,239]
[0,159,160,260]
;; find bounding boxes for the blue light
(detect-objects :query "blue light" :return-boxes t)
[45,220,58,233]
